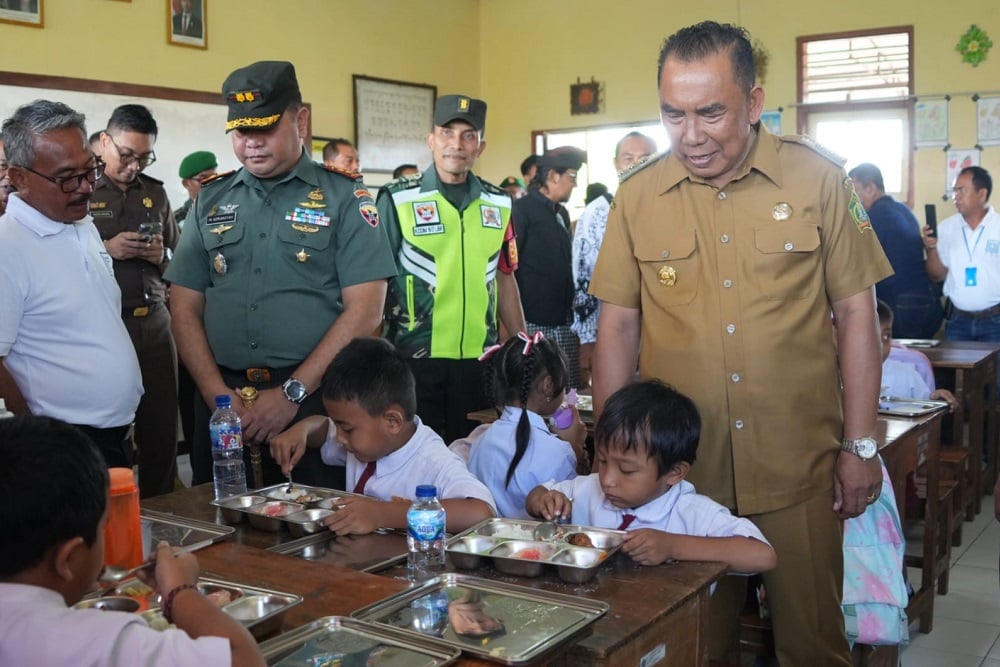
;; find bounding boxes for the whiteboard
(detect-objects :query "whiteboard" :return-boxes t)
[0,84,235,212]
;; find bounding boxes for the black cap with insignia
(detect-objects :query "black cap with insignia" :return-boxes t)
[540,146,587,171]
[433,95,487,134]
[222,61,302,133]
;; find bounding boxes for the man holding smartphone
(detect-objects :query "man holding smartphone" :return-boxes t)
[92,104,181,498]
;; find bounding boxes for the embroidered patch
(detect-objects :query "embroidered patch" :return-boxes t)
[848,190,871,233]
[298,201,326,209]
[359,203,380,228]
[413,223,444,236]
[481,205,502,229]
[90,210,113,218]
[207,211,237,225]
[413,201,440,224]
[354,189,374,200]
[988,240,1000,255]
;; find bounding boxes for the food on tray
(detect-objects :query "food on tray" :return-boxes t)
[566,533,594,548]
[510,547,545,561]
[119,581,155,600]
[205,589,233,607]
[262,503,293,517]
[491,525,535,540]
[293,492,322,504]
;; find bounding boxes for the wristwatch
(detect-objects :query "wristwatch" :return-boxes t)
[841,436,878,460]
[281,377,309,404]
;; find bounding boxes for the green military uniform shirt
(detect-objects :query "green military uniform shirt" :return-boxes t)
[165,150,397,369]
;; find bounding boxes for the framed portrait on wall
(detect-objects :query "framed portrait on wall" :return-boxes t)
[353,75,436,173]
[168,0,206,49]
[0,0,43,28]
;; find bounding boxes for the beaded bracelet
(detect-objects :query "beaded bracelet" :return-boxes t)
[162,583,197,624]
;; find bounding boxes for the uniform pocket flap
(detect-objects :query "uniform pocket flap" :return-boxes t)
[635,229,697,262]
[754,224,820,254]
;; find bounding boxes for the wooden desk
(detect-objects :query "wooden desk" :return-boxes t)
[145,487,726,666]
[916,340,999,516]
[876,411,943,635]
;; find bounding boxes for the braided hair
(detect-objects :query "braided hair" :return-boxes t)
[481,333,570,488]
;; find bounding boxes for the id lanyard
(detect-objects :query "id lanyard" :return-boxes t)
[962,225,986,286]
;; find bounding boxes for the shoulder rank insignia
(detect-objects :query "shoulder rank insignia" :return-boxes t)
[320,164,361,179]
[200,170,237,187]
[781,135,846,167]
[618,151,669,184]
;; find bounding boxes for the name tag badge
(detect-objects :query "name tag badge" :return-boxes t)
[966,266,978,287]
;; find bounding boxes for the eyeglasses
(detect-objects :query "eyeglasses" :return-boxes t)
[22,157,105,193]
[107,134,157,169]
[563,170,579,184]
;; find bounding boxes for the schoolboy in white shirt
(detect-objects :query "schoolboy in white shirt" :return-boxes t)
[527,381,776,573]
[270,337,496,535]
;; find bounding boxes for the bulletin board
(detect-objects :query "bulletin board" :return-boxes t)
[353,75,436,174]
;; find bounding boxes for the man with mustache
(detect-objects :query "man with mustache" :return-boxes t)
[0,100,143,470]
[378,94,525,444]
[166,61,396,491]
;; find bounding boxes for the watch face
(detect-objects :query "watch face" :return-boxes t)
[284,379,307,402]
[857,438,878,459]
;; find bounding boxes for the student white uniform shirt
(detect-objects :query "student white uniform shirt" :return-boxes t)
[881,358,931,399]
[468,406,577,519]
[548,475,770,547]
[935,205,1000,311]
[321,415,497,511]
[0,194,142,427]
[0,583,229,666]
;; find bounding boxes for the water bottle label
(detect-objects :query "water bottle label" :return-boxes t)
[211,425,242,451]
[407,509,444,541]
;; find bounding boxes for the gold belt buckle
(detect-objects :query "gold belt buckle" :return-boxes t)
[246,368,271,383]
[132,306,150,318]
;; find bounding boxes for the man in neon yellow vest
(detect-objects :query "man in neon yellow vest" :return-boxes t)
[377,95,526,444]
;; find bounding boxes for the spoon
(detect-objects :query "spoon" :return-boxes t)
[286,469,294,494]
[532,520,560,541]
[96,539,214,594]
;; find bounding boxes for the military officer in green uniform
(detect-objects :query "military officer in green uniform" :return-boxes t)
[166,61,396,489]
[173,150,217,227]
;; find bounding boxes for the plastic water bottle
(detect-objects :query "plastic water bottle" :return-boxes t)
[410,590,450,636]
[210,395,247,500]
[552,388,578,429]
[407,485,446,581]
[0,399,13,420]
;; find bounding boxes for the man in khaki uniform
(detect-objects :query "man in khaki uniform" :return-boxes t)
[591,22,892,665]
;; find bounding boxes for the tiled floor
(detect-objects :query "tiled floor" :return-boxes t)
[902,496,1000,666]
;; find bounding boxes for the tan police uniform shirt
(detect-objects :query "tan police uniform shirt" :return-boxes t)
[592,128,893,515]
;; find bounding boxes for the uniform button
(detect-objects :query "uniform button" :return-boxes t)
[731,373,741,383]
[784,242,794,251]
[254,268,262,275]
[735,419,745,429]
[250,303,258,311]
[718,191,727,200]
[250,342,258,350]
[259,233,266,239]
[726,324,736,334]
[721,234,730,244]
[661,250,670,258]
[723,279,733,288]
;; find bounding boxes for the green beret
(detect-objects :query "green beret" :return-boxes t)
[222,60,302,133]
[178,151,218,179]
[500,176,525,189]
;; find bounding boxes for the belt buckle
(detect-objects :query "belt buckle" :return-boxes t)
[246,368,271,383]
[132,306,150,318]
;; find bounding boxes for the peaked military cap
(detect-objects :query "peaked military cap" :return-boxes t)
[223,61,302,133]
[433,95,487,133]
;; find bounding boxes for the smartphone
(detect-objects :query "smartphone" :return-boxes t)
[924,204,937,237]
[138,221,163,242]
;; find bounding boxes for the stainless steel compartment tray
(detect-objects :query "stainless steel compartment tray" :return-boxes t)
[352,573,608,665]
[140,510,234,557]
[878,397,950,417]
[269,530,409,573]
[211,484,363,527]
[260,616,460,666]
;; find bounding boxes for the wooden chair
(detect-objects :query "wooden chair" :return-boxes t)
[907,478,957,595]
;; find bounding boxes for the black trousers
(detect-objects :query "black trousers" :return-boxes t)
[408,357,489,445]
[190,365,345,491]
[75,424,133,469]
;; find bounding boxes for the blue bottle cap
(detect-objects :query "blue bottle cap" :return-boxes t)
[215,395,232,408]
[415,485,437,498]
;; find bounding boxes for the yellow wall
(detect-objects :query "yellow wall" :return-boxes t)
[3,0,1000,210]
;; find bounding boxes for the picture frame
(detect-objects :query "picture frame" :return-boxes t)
[353,75,436,173]
[167,0,206,50]
[0,0,43,28]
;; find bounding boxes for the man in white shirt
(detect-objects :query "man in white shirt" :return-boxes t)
[925,166,1000,341]
[0,100,142,467]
